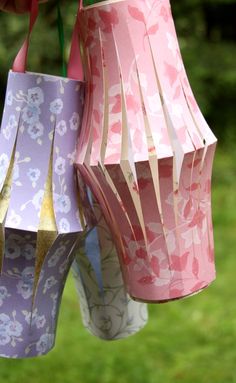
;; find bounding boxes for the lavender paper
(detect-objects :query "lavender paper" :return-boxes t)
[0,71,85,358]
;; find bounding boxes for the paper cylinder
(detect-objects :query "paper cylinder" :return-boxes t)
[0,71,85,358]
[76,0,217,302]
[72,195,148,340]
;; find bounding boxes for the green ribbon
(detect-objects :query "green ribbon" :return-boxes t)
[56,0,67,77]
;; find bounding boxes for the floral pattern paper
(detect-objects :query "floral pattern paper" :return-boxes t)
[72,196,148,340]
[0,70,85,358]
[76,0,217,302]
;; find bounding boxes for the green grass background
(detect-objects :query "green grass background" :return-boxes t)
[0,149,235,382]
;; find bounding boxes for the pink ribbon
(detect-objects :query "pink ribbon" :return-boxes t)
[12,0,84,81]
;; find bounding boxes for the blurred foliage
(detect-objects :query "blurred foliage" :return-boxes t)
[0,0,235,143]
[172,0,236,144]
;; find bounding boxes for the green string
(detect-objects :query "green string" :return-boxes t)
[56,0,67,77]
[83,0,103,6]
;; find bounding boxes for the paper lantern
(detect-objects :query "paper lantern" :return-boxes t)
[76,0,217,303]
[0,0,86,358]
[72,194,148,340]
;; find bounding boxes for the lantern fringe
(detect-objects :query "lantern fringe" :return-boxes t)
[0,71,86,357]
[76,0,217,302]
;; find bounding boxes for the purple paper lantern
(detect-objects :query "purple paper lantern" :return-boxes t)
[0,71,85,358]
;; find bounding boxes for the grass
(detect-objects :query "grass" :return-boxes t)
[0,148,236,382]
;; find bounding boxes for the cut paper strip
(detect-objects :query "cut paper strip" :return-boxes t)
[72,196,148,340]
[76,0,217,302]
[0,71,86,358]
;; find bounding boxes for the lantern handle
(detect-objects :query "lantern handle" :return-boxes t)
[12,0,84,81]
[67,0,84,80]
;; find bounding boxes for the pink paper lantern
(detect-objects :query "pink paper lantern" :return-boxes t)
[76,0,217,302]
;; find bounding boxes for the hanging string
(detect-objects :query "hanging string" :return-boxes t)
[56,0,67,77]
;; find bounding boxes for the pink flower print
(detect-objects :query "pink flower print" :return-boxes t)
[170,252,189,272]
[164,62,179,86]
[147,93,162,115]
[191,281,206,293]
[146,226,157,243]
[136,247,147,259]
[183,199,193,219]
[159,163,173,178]
[192,257,199,278]
[151,257,160,277]
[208,246,215,263]
[187,158,202,169]
[132,182,139,194]
[186,183,199,192]
[145,23,159,36]
[128,5,145,23]
[170,289,184,299]
[111,121,121,134]
[111,95,121,114]
[189,209,205,229]
[138,177,150,190]
[126,94,140,113]
[87,17,96,32]
[122,252,132,266]
[93,110,101,124]
[98,7,119,33]
[176,126,188,144]
[181,226,201,248]
[90,55,100,77]
[205,180,212,194]
[138,275,156,285]
[132,225,145,242]
[187,95,198,113]
[85,35,94,48]
[173,86,181,100]
[148,146,156,154]
[160,6,170,22]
